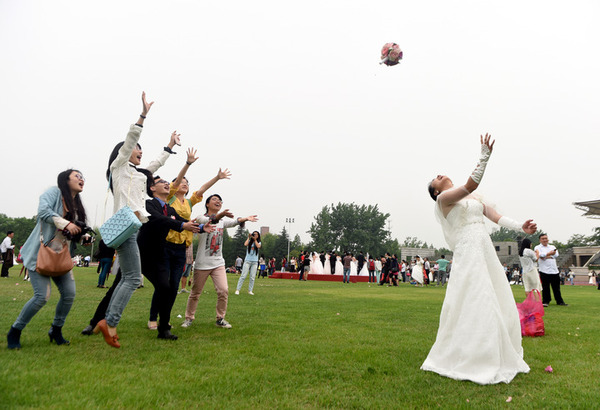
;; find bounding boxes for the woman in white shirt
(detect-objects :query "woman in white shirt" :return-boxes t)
[518,238,542,296]
[94,92,180,348]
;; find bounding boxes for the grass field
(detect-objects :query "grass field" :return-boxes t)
[1,266,599,409]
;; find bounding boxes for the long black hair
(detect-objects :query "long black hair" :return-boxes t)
[57,169,87,223]
[106,141,144,192]
[519,238,532,257]
[248,231,261,255]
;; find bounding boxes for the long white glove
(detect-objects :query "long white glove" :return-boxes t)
[498,216,524,232]
[470,143,492,184]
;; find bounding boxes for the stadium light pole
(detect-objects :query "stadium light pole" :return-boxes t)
[286,217,294,268]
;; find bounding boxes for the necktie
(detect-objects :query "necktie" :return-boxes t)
[163,204,168,216]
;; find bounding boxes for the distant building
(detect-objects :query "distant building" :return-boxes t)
[493,241,519,267]
[260,226,270,236]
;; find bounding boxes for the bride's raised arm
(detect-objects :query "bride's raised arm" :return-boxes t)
[437,134,495,211]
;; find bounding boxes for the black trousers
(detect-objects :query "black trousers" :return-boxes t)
[142,256,175,332]
[1,251,12,277]
[539,271,565,305]
[89,270,122,328]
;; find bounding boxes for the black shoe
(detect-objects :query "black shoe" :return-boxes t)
[7,326,22,350]
[81,325,94,335]
[48,325,70,345]
[557,303,569,306]
[157,330,178,340]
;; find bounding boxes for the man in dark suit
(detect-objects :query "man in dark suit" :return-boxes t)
[138,176,210,340]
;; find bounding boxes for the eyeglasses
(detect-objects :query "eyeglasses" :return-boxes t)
[155,179,168,185]
[74,173,85,181]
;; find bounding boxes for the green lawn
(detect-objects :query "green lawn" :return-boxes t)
[1,266,599,409]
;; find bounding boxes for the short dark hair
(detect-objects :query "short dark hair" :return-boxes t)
[7,230,14,235]
[428,181,438,201]
[441,255,445,259]
[205,194,223,213]
[539,234,548,239]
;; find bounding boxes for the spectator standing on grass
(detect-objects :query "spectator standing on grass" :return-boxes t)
[518,238,542,297]
[1,231,15,278]
[235,231,261,295]
[535,234,567,307]
[436,255,450,286]
[374,257,382,283]
[235,256,243,274]
[342,252,352,283]
[96,240,115,288]
[367,256,376,283]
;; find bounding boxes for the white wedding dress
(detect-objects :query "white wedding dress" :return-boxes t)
[311,253,324,275]
[412,260,424,284]
[323,254,331,275]
[421,197,530,384]
[335,257,344,276]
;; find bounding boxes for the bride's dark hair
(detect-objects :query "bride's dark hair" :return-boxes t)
[428,181,438,201]
[518,238,532,257]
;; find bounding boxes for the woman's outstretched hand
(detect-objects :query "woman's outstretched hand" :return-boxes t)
[480,133,495,153]
[168,131,181,148]
[217,168,232,180]
[141,92,154,116]
[186,148,198,165]
[522,219,537,234]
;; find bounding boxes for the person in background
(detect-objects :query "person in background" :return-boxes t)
[1,231,16,277]
[96,240,115,288]
[235,231,262,295]
[534,234,567,307]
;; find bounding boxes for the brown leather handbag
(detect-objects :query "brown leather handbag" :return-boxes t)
[36,234,74,277]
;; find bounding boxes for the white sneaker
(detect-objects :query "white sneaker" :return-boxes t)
[181,288,190,293]
[177,289,183,294]
[181,319,193,328]
[248,291,254,295]
[215,318,232,329]
[234,290,240,295]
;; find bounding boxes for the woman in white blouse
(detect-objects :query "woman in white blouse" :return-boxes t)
[94,92,180,348]
[518,238,542,296]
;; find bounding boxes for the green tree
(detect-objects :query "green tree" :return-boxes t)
[0,214,36,252]
[260,232,278,259]
[308,203,391,255]
[490,227,545,244]
[401,237,426,248]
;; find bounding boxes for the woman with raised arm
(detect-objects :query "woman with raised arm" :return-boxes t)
[147,148,231,330]
[421,134,536,385]
[94,92,180,348]
[7,170,87,349]
[181,194,258,329]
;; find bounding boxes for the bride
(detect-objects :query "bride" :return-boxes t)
[411,256,424,286]
[422,134,536,385]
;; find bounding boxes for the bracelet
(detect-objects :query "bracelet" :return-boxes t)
[186,161,193,166]
[140,114,146,119]
[164,146,176,154]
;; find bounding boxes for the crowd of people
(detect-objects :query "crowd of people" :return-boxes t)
[6,93,258,350]
[1,105,596,389]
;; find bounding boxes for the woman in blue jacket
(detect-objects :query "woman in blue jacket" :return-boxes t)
[7,169,87,349]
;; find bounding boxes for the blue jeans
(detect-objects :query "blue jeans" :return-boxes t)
[343,267,350,283]
[13,269,76,330]
[237,261,258,292]
[106,233,141,327]
[98,258,113,286]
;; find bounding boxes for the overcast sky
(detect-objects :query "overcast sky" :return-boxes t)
[1,0,599,248]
